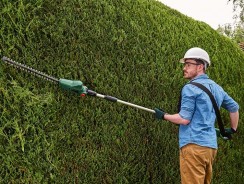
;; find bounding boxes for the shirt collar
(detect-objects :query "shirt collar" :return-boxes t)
[189,74,209,83]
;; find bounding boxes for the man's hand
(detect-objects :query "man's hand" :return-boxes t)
[215,128,237,140]
[154,108,166,120]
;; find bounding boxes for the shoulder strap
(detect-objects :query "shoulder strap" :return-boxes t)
[190,82,229,138]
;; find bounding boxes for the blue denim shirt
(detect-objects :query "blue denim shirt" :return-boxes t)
[179,74,239,149]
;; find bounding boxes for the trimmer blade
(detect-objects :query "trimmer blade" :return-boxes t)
[2,56,59,83]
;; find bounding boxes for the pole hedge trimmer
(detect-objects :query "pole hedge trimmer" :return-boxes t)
[1,56,155,113]
[1,56,232,140]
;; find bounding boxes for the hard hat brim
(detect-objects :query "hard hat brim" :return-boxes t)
[179,58,185,63]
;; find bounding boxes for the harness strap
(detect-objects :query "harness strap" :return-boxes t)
[190,82,229,138]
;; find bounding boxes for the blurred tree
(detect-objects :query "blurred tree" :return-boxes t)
[231,0,243,21]
[217,0,244,43]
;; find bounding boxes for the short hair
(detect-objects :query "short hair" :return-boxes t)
[194,59,205,65]
[194,59,208,71]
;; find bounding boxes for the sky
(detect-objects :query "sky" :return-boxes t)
[158,0,235,29]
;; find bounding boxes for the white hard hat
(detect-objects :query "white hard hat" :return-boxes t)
[180,47,211,66]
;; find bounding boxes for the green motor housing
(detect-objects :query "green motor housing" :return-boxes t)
[59,78,88,95]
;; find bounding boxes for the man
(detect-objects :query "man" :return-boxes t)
[155,47,239,184]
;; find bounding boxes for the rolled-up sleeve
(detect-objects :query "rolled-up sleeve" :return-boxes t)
[221,92,239,112]
[179,85,196,121]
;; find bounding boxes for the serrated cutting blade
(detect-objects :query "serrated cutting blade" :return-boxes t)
[2,56,59,83]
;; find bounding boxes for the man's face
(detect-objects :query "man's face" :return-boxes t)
[182,59,202,79]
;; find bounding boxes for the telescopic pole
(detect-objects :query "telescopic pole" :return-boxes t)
[87,90,155,113]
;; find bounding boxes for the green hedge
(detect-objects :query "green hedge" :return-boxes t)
[0,0,243,183]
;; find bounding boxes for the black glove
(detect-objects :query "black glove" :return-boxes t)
[215,128,237,140]
[226,128,237,134]
[154,108,166,120]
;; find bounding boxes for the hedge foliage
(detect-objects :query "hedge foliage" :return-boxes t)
[0,0,244,183]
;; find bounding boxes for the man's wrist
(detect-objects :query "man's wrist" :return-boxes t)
[163,113,168,120]
[231,128,237,133]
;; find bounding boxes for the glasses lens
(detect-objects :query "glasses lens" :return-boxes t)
[184,62,199,67]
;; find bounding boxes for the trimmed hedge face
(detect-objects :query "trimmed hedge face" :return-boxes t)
[0,0,244,183]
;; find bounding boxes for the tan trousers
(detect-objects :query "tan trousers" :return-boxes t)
[180,143,217,184]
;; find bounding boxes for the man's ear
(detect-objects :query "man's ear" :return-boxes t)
[198,64,205,72]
